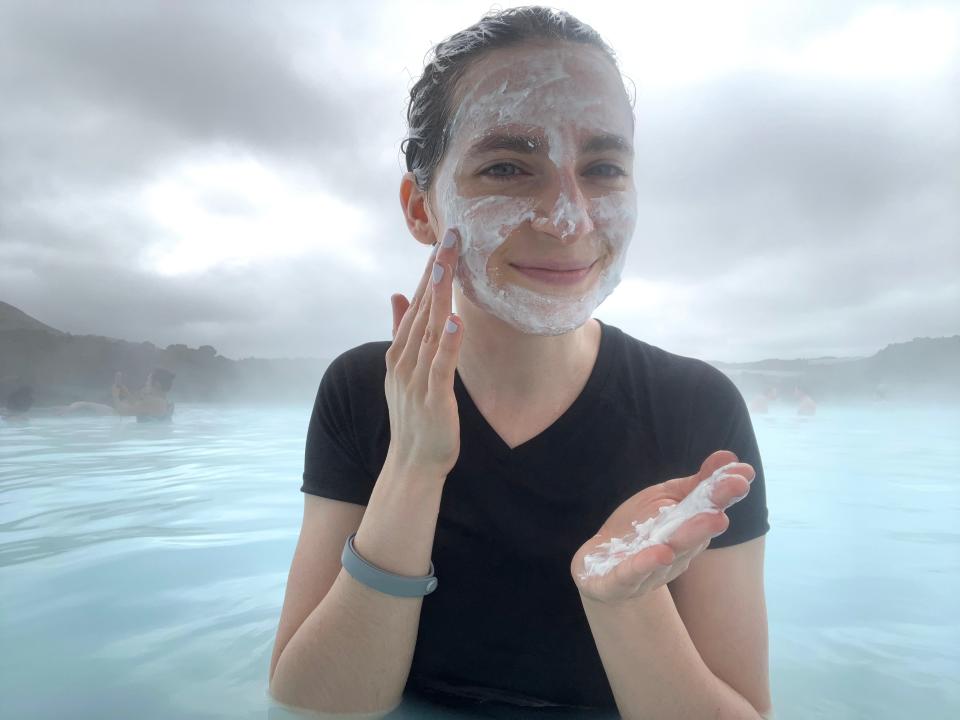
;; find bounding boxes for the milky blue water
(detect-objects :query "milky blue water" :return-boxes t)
[1,402,958,719]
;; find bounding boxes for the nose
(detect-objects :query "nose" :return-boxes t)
[530,169,594,243]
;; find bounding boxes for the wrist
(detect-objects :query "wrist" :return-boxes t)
[578,583,670,616]
[383,447,450,486]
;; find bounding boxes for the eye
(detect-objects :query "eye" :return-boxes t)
[586,164,627,178]
[480,162,527,179]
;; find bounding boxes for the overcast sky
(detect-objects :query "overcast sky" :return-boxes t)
[1,0,957,362]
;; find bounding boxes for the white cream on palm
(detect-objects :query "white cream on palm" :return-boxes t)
[578,462,745,581]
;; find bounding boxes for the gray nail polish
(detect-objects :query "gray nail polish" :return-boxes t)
[432,263,444,284]
[442,229,457,248]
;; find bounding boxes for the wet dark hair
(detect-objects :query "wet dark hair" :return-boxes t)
[150,368,175,393]
[4,385,33,413]
[401,5,632,193]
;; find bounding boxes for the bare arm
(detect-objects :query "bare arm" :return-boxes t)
[270,224,463,715]
[669,537,771,716]
[580,539,770,720]
[269,456,446,716]
[572,453,770,720]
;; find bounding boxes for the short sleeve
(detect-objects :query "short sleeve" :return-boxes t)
[300,354,377,505]
[683,363,770,548]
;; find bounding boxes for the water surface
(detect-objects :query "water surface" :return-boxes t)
[1,402,957,719]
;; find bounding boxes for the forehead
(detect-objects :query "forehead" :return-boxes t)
[448,42,633,143]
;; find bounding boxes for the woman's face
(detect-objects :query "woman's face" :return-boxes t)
[429,42,637,335]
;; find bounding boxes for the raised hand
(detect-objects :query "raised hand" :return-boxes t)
[384,228,464,480]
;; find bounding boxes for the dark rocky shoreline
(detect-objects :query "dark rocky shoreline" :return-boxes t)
[2,301,956,407]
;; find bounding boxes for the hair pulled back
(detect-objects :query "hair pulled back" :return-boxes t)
[401,5,629,193]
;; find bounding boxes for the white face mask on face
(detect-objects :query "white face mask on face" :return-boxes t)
[432,46,638,336]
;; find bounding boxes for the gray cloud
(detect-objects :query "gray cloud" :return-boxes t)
[2,3,348,151]
[1,1,957,362]
[632,71,959,258]
[615,67,960,359]
[0,1,404,204]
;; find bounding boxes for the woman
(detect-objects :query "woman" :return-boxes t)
[270,7,771,719]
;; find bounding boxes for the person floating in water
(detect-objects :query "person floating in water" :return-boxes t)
[792,385,817,416]
[749,386,780,414]
[57,369,175,421]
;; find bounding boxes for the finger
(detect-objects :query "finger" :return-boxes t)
[708,474,752,509]
[427,313,463,398]
[391,294,410,339]
[391,244,438,356]
[694,450,740,483]
[659,537,713,587]
[667,512,729,554]
[610,544,672,587]
[411,269,445,377]
[418,229,459,380]
[670,454,754,498]
[397,258,438,374]
[433,227,460,274]
[644,544,675,569]
[391,295,420,356]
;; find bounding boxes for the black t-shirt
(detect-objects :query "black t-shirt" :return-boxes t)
[300,319,770,711]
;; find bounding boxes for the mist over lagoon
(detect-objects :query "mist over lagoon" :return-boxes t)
[2,301,956,413]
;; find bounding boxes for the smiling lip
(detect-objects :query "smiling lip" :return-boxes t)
[511,260,597,285]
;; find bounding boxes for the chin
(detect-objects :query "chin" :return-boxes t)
[455,250,620,333]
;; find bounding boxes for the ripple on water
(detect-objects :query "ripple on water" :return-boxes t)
[2,403,958,720]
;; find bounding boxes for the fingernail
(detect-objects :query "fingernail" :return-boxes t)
[432,263,444,284]
[445,317,458,334]
[442,228,457,248]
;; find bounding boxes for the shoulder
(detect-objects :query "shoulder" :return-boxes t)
[599,324,748,452]
[313,340,392,417]
[604,323,719,404]
[323,340,391,386]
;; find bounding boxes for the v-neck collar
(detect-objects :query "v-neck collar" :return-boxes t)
[453,319,616,464]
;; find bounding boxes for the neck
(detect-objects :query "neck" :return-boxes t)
[452,286,600,404]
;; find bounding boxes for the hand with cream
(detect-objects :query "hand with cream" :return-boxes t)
[385,228,464,480]
[570,450,755,605]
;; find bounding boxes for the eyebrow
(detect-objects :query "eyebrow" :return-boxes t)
[465,131,633,158]
[581,133,633,155]
[466,132,545,157]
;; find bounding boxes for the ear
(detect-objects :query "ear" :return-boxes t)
[400,172,439,248]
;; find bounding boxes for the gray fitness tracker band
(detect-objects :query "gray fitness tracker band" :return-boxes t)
[341,532,438,597]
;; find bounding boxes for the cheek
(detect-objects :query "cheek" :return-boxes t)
[448,195,538,257]
[591,193,638,249]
